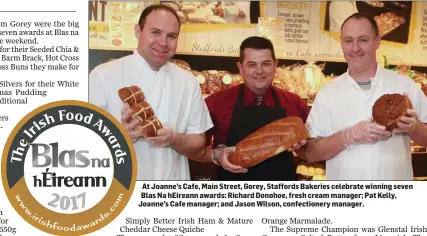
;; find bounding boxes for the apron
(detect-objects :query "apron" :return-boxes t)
[217,85,297,181]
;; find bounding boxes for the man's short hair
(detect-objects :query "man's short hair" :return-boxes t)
[341,13,379,36]
[239,36,276,63]
[138,4,181,30]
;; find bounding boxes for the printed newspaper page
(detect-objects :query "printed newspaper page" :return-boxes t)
[1,1,427,236]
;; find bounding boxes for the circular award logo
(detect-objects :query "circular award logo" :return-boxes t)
[1,100,137,235]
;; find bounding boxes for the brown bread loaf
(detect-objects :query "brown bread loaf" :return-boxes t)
[372,93,412,131]
[118,85,163,138]
[228,117,309,168]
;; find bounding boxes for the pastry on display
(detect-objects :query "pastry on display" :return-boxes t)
[118,86,163,137]
[191,70,208,94]
[202,70,222,94]
[373,12,405,37]
[363,1,384,7]
[296,161,326,181]
[372,93,412,131]
[169,59,191,71]
[212,5,246,19]
[187,7,213,23]
[176,11,188,23]
[206,15,227,24]
[393,64,414,78]
[273,67,290,90]
[231,74,244,84]
[413,73,427,97]
[187,68,243,96]
[392,65,427,97]
[391,1,408,9]
[227,117,309,168]
[275,62,329,103]
[160,1,246,24]
[162,2,180,11]
[218,71,238,89]
[279,64,306,97]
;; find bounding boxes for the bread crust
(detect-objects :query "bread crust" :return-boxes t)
[372,93,412,131]
[118,86,162,137]
[118,86,144,105]
[228,117,309,168]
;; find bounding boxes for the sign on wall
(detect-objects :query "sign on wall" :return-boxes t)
[260,1,427,66]
[88,1,427,66]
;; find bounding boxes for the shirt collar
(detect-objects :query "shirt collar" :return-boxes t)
[347,63,382,89]
[243,85,273,106]
[132,49,168,74]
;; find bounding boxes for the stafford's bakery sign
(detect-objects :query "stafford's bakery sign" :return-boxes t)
[89,1,427,65]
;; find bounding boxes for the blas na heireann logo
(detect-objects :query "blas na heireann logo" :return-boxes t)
[1,100,136,235]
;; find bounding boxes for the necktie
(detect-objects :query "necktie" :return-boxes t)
[255,96,263,106]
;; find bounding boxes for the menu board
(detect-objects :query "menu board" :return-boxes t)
[260,1,427,66]
[89,1,153,50]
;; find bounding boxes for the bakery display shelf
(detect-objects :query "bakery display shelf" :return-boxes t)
[90,52,427,102]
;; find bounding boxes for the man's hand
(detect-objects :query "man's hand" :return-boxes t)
[287,139,308,152]
[393,109,418,134]
[215,146,248,174]
[343,120,392,145]
[121,103,141,143]
[146,127,176,147]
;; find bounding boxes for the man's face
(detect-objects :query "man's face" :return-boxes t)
[341,18,380,73]
[237,48,278,95]
[135,9,179,70]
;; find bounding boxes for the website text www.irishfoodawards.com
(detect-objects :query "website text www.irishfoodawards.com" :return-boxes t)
[1,1,427,236]
[14,192,124,233]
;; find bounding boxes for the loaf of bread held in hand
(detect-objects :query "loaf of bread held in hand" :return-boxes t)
[129,101,154,121]
[372,93,412,131]
[118,86,145,105]
[228,117,309,168]
[118,86,162,137]
[137,117,163,138]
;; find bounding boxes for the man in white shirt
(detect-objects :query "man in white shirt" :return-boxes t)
[89,4,213,180]
[295,13,427,180]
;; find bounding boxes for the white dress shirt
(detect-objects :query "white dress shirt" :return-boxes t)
[89,50,213,180]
